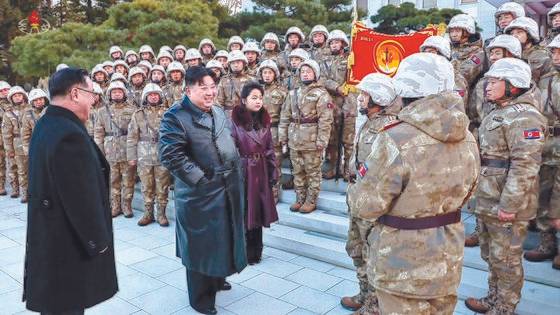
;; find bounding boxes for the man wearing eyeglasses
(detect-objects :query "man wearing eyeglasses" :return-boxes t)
[159,66,247,315]
[23,68,118,315]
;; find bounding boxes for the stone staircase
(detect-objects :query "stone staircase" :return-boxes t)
[131,168,560,315]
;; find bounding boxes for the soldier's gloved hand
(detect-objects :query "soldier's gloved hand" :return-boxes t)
[316,144,324,151]
[128,160,137,166]
[551,218,560,230]
[498,209,516,222]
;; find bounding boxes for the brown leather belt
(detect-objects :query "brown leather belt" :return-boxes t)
[378,210,461,230]
[105,131,127,136]
[291,117,319,124]
[139,136,158,142]
[481,158,510,169]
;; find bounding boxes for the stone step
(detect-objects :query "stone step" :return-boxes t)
[262,223,560,288]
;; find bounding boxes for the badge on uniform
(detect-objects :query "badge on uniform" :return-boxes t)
[471,55,481,65]
[327,102,334,109]
[523,128,542,139]
[358,163,368,178]
[455,89,465,97]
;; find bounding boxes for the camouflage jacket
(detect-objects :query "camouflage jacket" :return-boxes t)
[1,104,27,156]
[537,69,560,166]
[451,37,486,87]
[476,85,547,220]
[309,44,330,64]
[167,81,184,104]
[86,106,100,137]
[281,70,303,91]
[454,67,469,112]
[278,82,334,150]
[202,54,214,65]
[247,63,259,78]
[349,91,479,298]
[216,71,253,112]
[94,100,137,163]
[263,82,288,145]
[277,46,296,78]
[541,29,560,47]
[524,44,552,83]
[21,107,46,155]
[127,105,166,166]
[128,83,146,108]
[0,98,10,149]
[320,53,348,107]
[261,50,281,68]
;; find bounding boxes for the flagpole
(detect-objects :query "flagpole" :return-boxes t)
[352,0,358,24]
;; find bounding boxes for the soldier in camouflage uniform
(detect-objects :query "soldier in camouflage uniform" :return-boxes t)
[2,86,30,201]
[279,59,333,213]
[216,50,253,116]
[342,73,401,314]
[128,66,147,108]
[125,50,140,68]
[156,50,174,70]
[167,61,185,104]
[228,35,245,52]
[321,30,355,181]
[485,2,525,47]
[127,83,171,227]
[87,83,104,138]
[173,45,187,64]
[199,38,216,64]
[149,65,172,108]
[465,58,546,315]
[21,89,48,202]
[542,3,560,47]
[282,48,308,91]
[94,81,137,218]
[206,60,225,84]
[92,64,110,94]
[463,35,523,247]
[259,60,288,202]
[113,60,129,79]
[351,53,479,315]
[308,25,330,63]
[420,35,469,109]
[139,45,156,64]
[102,61,114,78]
[109,45,124,61]
[243,42,261,77]
[185,49,204,69]
[260,33,281,67]
[138,60,152,77]
[524,35,560,268]
[0,81,11,195]
[215,50,230,74]
[278,27,306,76]
[506,17,552,83]
[448,14,486,88]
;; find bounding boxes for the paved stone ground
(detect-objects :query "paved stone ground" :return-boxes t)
[0,194,476,315]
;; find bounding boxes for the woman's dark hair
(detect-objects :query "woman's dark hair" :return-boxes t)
[241,80,264,100]
[185,66,215,87]
[48,68,89,99]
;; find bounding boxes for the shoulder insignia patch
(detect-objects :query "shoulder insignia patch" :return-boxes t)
[471,55,481,65]
[455,89,465,97]
[357,163,368,178]
[524,128,542,140]
[379,120,402,132]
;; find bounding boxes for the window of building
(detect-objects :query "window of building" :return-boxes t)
[424,0,437,9]
[461,0,478,4]
[388,0,401,5]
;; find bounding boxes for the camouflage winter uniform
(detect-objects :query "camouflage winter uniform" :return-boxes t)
[263,81,288,200]
[128,83,146,107]
[167,81,184,104]
[320,52,355,178]
[261,50,281,66]
[524,44,552,83]
[350,91,479,314]
[542,29,560,47]
[246,63,259,78]
[127,105,171,216]
[278,82,333,206]
[94,100,137,215]
[309,45,331,64]
[21,106,45,156]
[345,100,401,307]
[216,71,253,116]
[475,85,547,312]
[2,102,28,198]
[281,69,303,91]
[86,106,100,138]
[0,98,10,193]
[451,37,486,87]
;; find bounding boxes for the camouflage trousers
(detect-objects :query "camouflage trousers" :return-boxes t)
[138,165,171,207]
[0,147,5,190]
[537,164,560,230]
[478,215,528,310]
[326,97,357,176]
[273,143,282,199]
[7,154,27,194]
[290,149,323,204]
[377,289,457,315]
[110,161,136,207]
[345,215,375,302]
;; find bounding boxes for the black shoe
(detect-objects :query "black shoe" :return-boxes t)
[193,306,217,315]
[221,280,232,291]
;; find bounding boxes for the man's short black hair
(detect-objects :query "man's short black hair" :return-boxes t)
[49,68,90,99]
[185,66,215,87]
[241,81,264,100]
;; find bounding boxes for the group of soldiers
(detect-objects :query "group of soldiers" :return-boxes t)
[341,2,560,315]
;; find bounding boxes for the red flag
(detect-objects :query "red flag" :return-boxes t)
[348,22,437,84]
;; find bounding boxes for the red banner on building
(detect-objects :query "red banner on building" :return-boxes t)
[347,22,438,85]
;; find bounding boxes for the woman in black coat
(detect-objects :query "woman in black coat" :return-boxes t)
[231,81,278,264]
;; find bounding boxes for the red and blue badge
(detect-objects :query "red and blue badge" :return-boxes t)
[358,163,368,178]
[471,55,481,65]
[523,128,542,140]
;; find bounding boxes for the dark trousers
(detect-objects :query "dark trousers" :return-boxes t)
[41,309,84,315]
[185,269,224,311]
[246,227,263,264]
